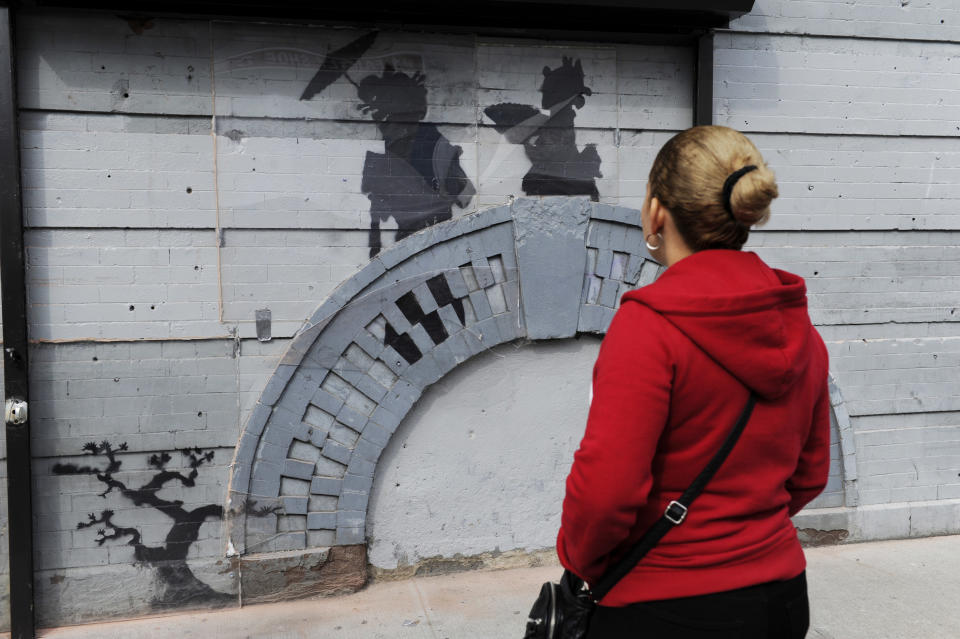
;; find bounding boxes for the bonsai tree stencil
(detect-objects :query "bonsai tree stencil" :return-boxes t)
[53,441,277,608]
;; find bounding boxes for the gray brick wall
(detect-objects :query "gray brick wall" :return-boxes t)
[26,338,275,626]
[19,15,695,341]
[6,1,960,628]
[722,14,960,532]
[730,0,960,42]
[716,33,960,137]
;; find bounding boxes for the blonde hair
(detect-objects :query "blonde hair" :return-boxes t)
[648,126,778,251]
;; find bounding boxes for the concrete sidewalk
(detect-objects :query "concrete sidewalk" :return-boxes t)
[35,535,960,639]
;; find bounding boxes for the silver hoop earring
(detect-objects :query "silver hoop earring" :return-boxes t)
[645,232,663,252]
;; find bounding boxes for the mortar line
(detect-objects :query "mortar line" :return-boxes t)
[210,20,225,324]
[720,27,960,47]
[19,106,960,141]
[473,32,481,216]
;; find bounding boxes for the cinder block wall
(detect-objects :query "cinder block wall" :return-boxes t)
[10,11,694,626]
[0,0,957,628]
[723,1,960,534]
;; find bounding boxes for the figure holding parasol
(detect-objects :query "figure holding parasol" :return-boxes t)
[301,32,475,258]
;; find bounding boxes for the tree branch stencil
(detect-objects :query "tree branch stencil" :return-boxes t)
[53,441,279,608]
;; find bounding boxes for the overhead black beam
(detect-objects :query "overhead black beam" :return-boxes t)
[34,0,754,9]
[0,5,36,639]
[27,0,754,35]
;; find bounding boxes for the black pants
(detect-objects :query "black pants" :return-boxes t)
[586,572,809,638]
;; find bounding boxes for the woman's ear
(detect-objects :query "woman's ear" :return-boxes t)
[648,196,666,234]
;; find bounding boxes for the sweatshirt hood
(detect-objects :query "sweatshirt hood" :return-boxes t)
[623,250,812,400]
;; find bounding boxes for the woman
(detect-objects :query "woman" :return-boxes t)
[558,126,830,638]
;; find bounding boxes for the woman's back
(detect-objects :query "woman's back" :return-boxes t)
[556,125,829,638]
[558,249,829,605]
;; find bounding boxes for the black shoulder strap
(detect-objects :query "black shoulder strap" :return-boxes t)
[589,391,758,602]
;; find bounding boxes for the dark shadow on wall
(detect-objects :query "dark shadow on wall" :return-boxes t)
[53,441,279,609]
[485,56,602,201]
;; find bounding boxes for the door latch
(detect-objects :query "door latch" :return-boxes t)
[4,398,28,425]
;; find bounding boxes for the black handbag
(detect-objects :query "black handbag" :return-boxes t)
[523,392,758,639]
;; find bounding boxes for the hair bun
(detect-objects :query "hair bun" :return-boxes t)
[647,126,776,251]
[728,164,778,227]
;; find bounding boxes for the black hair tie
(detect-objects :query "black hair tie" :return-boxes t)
[722,165,758,217]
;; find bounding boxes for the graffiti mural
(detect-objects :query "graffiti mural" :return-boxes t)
[356,66,475,258]
[53,441,278,608]
[300,33,475,258]
[485,56,602,200]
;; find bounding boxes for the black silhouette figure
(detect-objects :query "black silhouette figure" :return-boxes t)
[299,34,475,258]
[485,56,602,201]
[53,441,278,608]
[357,65,475,258]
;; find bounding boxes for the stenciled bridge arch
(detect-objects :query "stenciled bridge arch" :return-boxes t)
[227,197,859,559]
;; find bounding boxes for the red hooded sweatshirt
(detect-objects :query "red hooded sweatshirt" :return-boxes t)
[557,249,831,605]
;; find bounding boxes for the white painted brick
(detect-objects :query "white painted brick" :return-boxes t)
[133,265,211,285]
[213,24,475,122]
[21,121,215,229]
[748,231,960,325]
[730,0,960,42]
[28,285,99,305]
[745,133,960,230]
[17,14,211,115]
[715,33,960,137]
[853,411,960,432]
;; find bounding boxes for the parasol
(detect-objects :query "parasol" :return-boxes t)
[300,31,378,101]
[483,103,548,144]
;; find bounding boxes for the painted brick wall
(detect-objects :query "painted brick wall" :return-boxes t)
[21,16,692,341]
[725,3,960,537]
[11,10,698,626]
[4,0,960,628]
[731,0,960,41]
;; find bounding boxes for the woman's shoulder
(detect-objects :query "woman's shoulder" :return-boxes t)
[610,296,665,329]
[602,297,680,357]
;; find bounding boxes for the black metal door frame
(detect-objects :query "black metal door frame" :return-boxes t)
[0,4,36,638]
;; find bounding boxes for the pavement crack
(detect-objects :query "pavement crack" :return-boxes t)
[411,579,440,639]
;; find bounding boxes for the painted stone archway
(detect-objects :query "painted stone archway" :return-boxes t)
[227,197,661,556]
[227,197,859,565]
